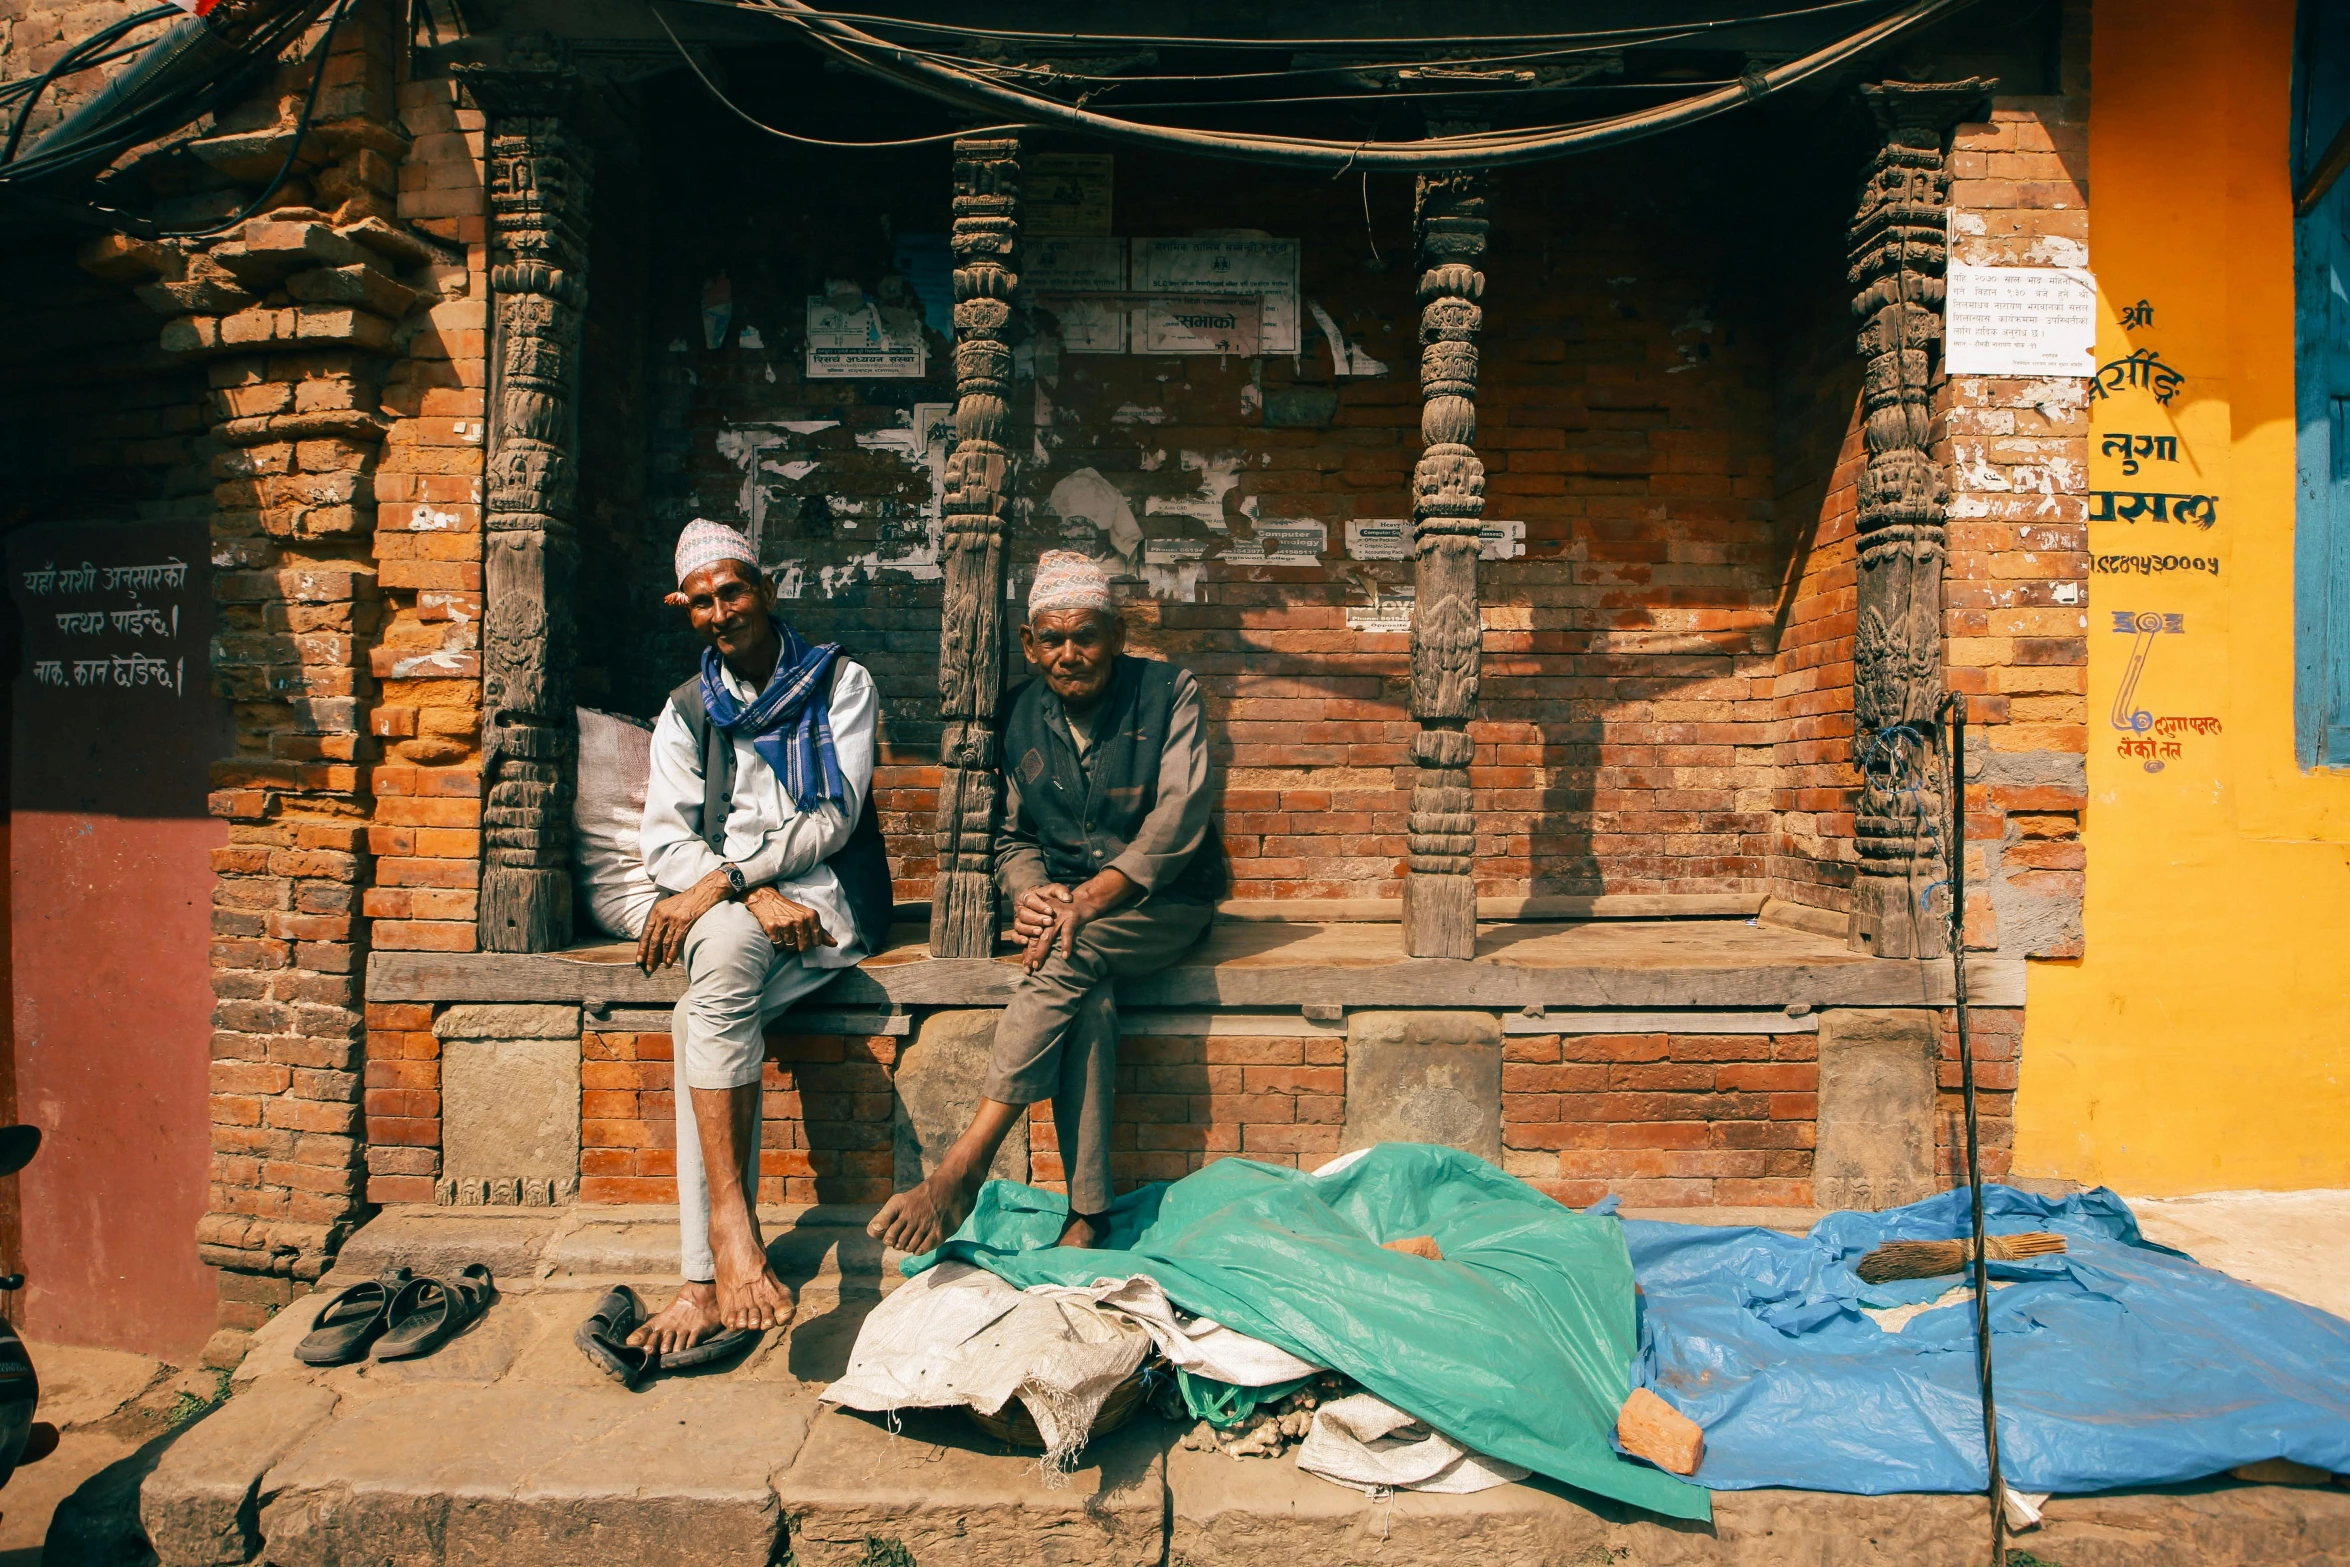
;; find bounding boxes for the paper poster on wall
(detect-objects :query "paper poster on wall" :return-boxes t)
[1944,264,2097,376]
[1132,237,1300,353]
[1345,518,1527,561]
[804,295,927,379]
[1139,299,1262,355]
[1227,519,1326,565]
[1344,584,1414,633]
[1028,238,1128,353]
[1025,153,1114,237]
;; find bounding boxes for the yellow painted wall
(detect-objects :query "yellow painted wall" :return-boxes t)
[2014,0,2350,1194]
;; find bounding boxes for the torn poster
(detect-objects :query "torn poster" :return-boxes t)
[1029,239,1127,354]
[805,294,926,379]
[1344,585,1414,633]
[1227,519,1326,566]
[1132,237,1300,354]
[1345,518,1527,561]
[1025,153,1114,238]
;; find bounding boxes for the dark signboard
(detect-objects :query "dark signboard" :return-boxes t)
[7,519,232,818]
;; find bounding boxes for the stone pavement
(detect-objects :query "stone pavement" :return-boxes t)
[120,1201,2350,1567]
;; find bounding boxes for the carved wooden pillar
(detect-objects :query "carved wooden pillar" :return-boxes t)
[465,53,590,952]
[1846,80,1990,959]
[1402,172,1489,959]
[930,135,1021,958]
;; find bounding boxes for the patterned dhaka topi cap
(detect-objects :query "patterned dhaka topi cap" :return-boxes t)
[673,519,759,587]
[1028,549,1114,619]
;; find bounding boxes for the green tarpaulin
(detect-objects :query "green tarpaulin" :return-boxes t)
[906,1142,1710,1521]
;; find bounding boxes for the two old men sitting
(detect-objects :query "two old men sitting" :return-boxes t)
[633,534,1218,1359]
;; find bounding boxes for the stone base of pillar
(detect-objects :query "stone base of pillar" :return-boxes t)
[1341,1010,1502,1161]
[1814,1008,1941,1209]
[1402,873,1477,960]
[894,1009,1027,1188]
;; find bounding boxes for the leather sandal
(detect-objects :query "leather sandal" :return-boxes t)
[574,1284,655,1389]
[373,1264,495,1361]
[296,1268,412,1367]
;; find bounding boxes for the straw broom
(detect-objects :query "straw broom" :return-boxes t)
[1855,1231,2068,1285]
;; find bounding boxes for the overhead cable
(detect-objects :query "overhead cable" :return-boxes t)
[763,0,1903,51]
[653,6,1021,146]
[696,0,1985,169]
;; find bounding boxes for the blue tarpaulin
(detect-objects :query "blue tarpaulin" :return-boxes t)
[1628,1184,2350,1493]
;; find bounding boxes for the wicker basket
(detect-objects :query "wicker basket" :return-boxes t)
[967,1366,1150,1450]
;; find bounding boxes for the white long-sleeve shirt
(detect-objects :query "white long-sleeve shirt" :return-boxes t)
[638,658,877,969]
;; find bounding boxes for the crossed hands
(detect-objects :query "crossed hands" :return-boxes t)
[638,868,836,972]
[1012,883,1080,974]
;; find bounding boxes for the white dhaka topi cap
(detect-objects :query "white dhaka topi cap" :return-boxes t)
[1028,549,1113,617]
[673,519,758,587]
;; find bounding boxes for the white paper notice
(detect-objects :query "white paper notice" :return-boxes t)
[1132,238,1300,354]
[1344,585,1414,633]
[1346,518,1526,561]
[1228,519,1325,565]
[1025,153,1114,238]
[804,296,926,379]
[1943,265,2097,376]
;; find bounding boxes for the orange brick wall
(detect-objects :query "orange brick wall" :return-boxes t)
[363,76,490,959]
[622,96,1791,905]
[1502,1031,1818,1208]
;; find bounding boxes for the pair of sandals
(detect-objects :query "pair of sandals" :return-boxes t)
[573,1284,756,1391]
[297,1265,496,1366]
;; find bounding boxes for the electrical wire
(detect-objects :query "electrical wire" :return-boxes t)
[652,6,1021,146]
[690,0,1985,170]
[765,0,1904,51]
[161,0,352,238]
[2,6,178,165]
[1084,81,1739,112]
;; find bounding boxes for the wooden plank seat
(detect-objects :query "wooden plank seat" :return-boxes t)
[369,915,2024,1013]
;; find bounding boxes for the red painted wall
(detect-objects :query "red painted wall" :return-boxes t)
[8,519,231,1363]
[12,813,220,1360]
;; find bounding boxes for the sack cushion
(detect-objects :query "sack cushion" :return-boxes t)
[573,706,660,939]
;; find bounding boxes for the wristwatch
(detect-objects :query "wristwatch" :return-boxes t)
[719,861,747,899]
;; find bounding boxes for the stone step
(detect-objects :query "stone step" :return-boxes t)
[321,1203,908,1302]
[146,1356,2350,1567]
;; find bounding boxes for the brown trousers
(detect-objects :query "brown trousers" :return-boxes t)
[981,898,1213,1214]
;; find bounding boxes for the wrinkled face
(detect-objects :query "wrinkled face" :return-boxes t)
[1021,608,1122,709]
[679,558,777,666]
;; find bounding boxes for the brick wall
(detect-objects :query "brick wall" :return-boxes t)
[1942,43,2093,959]
[389,1008,2009,1212]
[1502,1030,1817,1208]
[361,74,490,962]
[612,77,1795,905]
[578,1026,899,1207]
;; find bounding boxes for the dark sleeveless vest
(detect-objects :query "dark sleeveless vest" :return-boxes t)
[1001,654,1225,905]
[668,661,894,955]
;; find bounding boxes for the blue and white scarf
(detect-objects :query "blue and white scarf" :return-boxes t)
[699,619,848,813]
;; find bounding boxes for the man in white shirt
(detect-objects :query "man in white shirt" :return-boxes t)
[627,520,890,1360]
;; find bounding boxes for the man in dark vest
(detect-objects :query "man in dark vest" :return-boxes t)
[628,521,892,1359]
[872,550,1222,1252]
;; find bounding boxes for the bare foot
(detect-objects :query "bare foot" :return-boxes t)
[712,1227,795,1333]
[868,1162,984,1254]
[1056,1211,1103,1249]
[627,1282,725,1357]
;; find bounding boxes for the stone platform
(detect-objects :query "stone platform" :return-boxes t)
[135,1204,2350,1567]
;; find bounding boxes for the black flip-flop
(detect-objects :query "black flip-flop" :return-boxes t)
[659,1326,754,1373]
[296,1268,412,1367]
[373,1264,495,1361]
[574,1284,655,1389]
